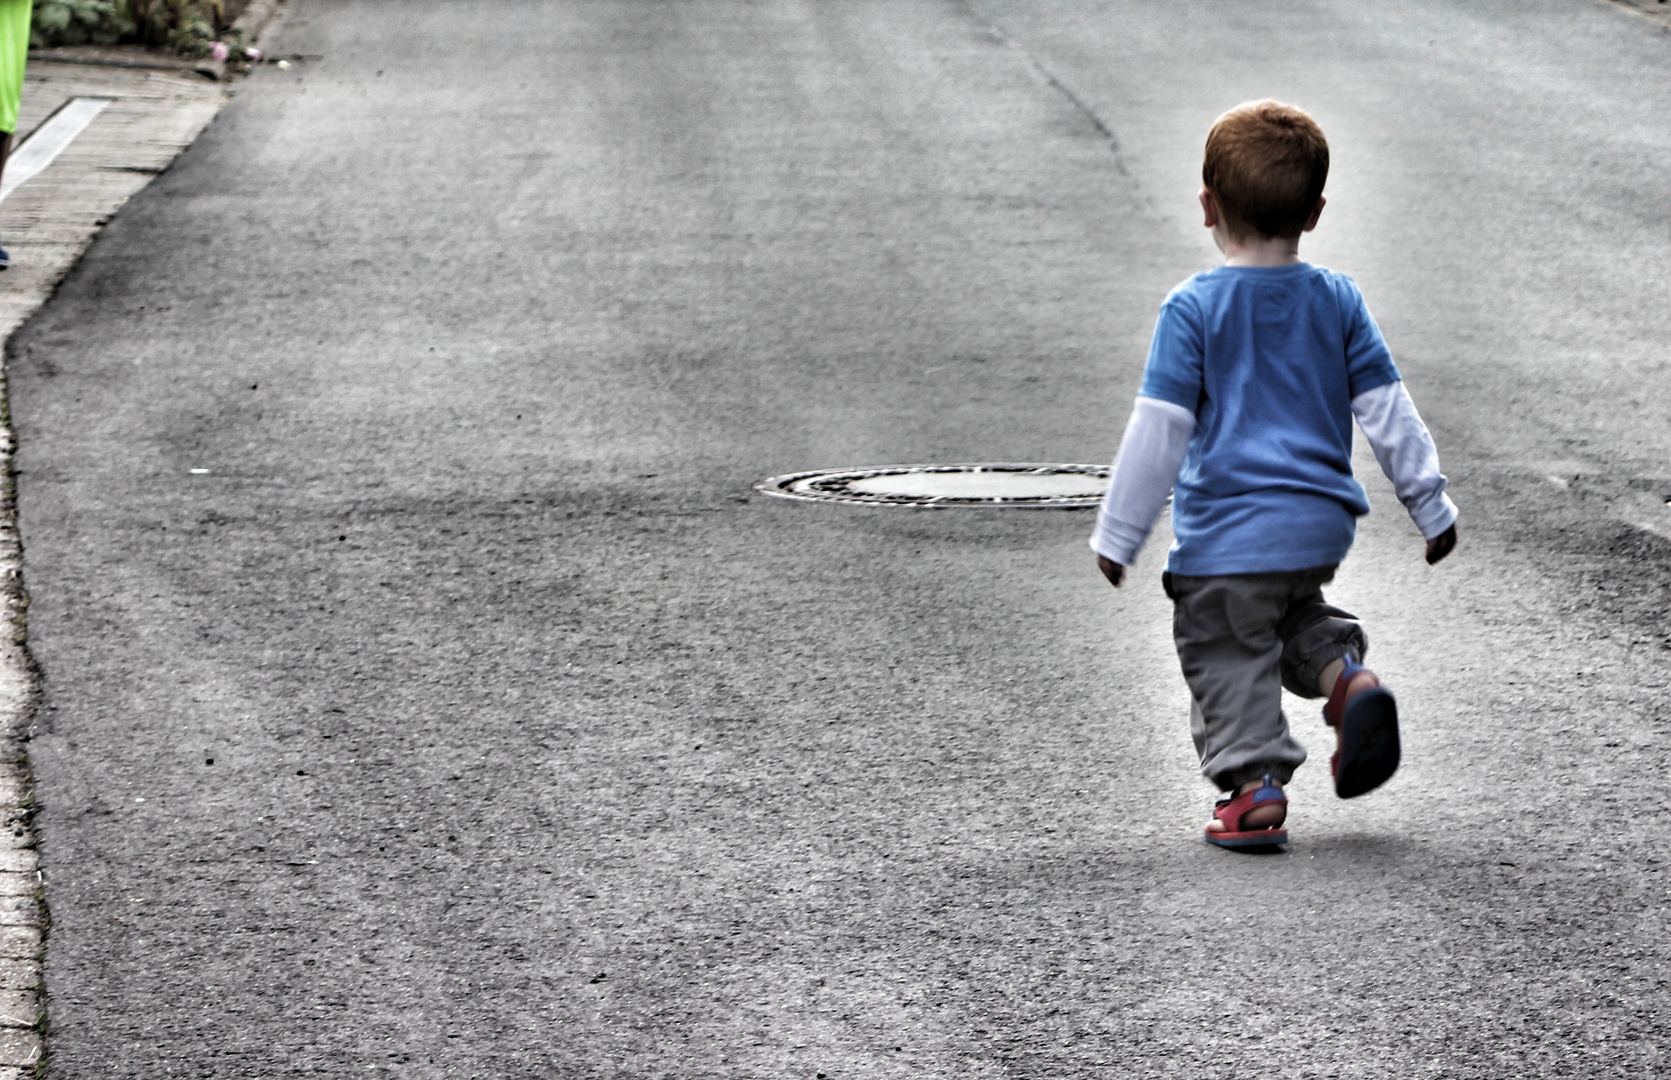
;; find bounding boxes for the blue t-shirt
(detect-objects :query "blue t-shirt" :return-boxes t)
[1139,262,1401,576]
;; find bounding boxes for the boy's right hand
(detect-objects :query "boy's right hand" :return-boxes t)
[1425,524,1457,565]
[1096,555,1126,588]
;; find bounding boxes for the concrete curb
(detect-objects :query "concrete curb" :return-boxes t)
[197,0,290,82]
[0,61,232,1079]
[25,47,203,75]
[26,47,225,83]
[232,0,290,46]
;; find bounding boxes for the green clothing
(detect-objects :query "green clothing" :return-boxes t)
[0,0,28,134]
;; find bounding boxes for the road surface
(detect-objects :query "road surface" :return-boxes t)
[9,0,1671,1075]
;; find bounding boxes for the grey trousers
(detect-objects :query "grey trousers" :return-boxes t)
[1163,566,1368,792]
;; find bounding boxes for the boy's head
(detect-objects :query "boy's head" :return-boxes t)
[1202,100,1329,241]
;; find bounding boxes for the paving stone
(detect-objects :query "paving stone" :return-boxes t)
[0,853,34,877]
[0,960,34,992]
[0,929,37,961]
[0,989,38,1028]
[0,1027,38,1067]
[0,897,37,926]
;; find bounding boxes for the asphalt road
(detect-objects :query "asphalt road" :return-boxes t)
[9,0,1671,1076]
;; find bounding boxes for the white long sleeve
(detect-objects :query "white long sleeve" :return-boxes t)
[1351,380,1458,539]
[1089,395,1196,566]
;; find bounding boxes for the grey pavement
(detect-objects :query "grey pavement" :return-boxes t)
[0,56,228,1078]
[7,0,1671,1076]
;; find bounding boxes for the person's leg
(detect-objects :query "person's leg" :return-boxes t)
[1170,573,1309,810]
[1275,567,1371,756]
[1275,566,1367,701]
[0,0,28,270]
[0,0,24,140]
[1276,567,1399,796]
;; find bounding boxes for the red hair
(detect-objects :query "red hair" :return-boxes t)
[1202,100,1330,240]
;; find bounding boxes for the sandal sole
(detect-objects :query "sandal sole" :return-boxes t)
[1204,828,1288,848]
[1336,687,1400,799]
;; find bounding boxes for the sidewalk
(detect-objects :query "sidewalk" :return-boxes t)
[0,58,230,1079]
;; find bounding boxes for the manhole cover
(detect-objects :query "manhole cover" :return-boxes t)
[756,463,1109,508]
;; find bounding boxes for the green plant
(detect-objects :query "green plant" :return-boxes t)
[30,0,125,47]
[129,0,225,54]
[31,0,234,55]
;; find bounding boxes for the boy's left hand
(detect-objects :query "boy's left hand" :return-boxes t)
[1425,524,1457,565]
[1096,555,1125,588]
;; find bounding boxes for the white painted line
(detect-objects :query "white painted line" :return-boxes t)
[0,97,115,203]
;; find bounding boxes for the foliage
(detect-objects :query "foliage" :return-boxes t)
[30,0,123,48]
[30,0,240,56]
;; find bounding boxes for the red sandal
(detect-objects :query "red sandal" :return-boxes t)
[1323,652,1401,799]
[1204,774,1288,848]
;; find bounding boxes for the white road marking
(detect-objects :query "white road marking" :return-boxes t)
[0,97,115,203]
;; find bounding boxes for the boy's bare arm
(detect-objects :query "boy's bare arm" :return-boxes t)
[1097,554,1125,588]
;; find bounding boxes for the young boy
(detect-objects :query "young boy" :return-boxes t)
[1091,100,1458,849]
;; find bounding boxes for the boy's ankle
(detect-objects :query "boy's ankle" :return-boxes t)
[1320,657,1348,696]
[1319,656,1377,699]
[1221,769,1290,794]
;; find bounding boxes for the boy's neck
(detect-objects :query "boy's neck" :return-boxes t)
[1217,228,1303,267]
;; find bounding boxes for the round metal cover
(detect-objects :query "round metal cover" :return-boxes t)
[756,463,1109,508]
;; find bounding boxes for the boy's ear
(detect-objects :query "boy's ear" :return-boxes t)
[1301,195,1326,233]
[1199,189,1220,229]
